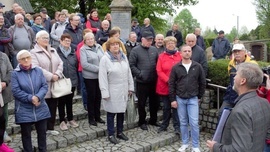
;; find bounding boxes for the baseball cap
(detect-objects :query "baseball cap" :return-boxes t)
[132,18,138,22]
[218,30,224,35]
[0,3,5,8]
[142,31,153,39]
[232,44,246,51]
[40,8,47,14]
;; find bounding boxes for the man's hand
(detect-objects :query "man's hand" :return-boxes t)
[264,74,270,90]
[171,101,177,108]
[1,82,6,91]
[206,140,217,152]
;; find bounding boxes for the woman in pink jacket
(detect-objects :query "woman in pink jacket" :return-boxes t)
[30,30,63,136]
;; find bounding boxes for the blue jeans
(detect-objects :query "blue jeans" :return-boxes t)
[264,143,270,152]
[160,95,180,131]
[107,112,124,136]
[78,72,87,106]
[177,96,199,148]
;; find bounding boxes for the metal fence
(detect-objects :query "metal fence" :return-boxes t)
[206,79,227,110]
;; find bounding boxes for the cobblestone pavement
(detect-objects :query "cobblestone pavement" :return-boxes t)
[6,96,214,152]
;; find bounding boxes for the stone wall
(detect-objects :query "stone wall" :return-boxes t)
[199,89,218,134]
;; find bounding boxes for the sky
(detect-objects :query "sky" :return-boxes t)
[175,0,258,34]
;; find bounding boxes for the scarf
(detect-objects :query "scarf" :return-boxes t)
[59,44,71,58]
[33,23,44,29]
[165,49,177,55]
[107,50,125,62]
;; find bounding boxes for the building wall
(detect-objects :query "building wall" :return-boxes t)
[2,0,14,12]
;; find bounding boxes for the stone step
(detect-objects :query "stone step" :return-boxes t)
[7,111,163,152]
[151,132,213,152]
[6,96,90,135]
[47,123,213,152]
[50,121,180,152]
[7,95,83,115]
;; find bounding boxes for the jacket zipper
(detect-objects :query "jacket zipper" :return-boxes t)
[28,71,37,121]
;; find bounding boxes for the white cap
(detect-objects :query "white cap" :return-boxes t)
[232,44,246,51]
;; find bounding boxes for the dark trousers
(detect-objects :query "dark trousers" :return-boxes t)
[58,87,75,122]
[45,98,58,130]
[84,79,101,122]
[107,112,124,136]
[78,72,88,106]
[136,82,159,125]
[160,95,180,131]
[0,111,5,145]
[20,119,47,152]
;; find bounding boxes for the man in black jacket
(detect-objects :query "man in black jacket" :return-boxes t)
[166,24,183,48]
[169,44,206,152]
[185,33,208,76]
[129,31,159,131]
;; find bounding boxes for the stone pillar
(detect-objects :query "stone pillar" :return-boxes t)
[109,0,133,41]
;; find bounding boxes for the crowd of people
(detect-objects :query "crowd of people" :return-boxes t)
[0,2,269,152]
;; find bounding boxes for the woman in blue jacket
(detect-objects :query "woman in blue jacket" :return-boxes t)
[11,50,50,152]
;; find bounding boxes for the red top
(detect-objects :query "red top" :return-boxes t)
[76,41,84,72]
[156,51,182,95]
[256,86,270,144]
[85,17,99,33]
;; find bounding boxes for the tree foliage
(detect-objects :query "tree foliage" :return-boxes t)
[29,0,198,32]
[253,0,270,39]
[173,8,200,38]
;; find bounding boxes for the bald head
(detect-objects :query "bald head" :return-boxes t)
[194,28,201,36]
[155,34,164,48]
[101,20,110,30]
[144,18,150,26]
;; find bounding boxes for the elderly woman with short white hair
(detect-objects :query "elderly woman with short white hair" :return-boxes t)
[11,50,50,152]
[30,30,63,135]
[80,32,104,126]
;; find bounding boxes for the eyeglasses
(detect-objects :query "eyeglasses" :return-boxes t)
[63,39,71,43]
[41,37,49,40]
[19,56,31,61]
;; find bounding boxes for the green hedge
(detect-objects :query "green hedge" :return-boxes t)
[207,59,270,87]
[208,59,230,87]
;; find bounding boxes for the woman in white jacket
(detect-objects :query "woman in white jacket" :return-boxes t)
[98,37,134,144]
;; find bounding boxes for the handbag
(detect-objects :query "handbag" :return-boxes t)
[51,73,72,98]
[125,94,137,124]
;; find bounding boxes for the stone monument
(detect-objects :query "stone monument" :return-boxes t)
[109,0,133,41]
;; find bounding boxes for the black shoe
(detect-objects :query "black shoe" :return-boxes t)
[157,127,167,133]
[89,120,97,126]
[84,105,88,111]
[108,135,119,144]
[96,118,105,124]
[140,124,148,130]
[117,133,129,141]
[149,122,161,127]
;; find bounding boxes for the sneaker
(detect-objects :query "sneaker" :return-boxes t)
[117,133,129,141]
[0,143,14,152]
[69,120,79,128]
[192,147,201,152]
[178,144,189,152]
[46,130,60,135]
[60,121,68,130]
[4,131,12,143]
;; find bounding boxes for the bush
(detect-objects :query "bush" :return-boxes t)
[207,59,230,87]
[207,59,270,87]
